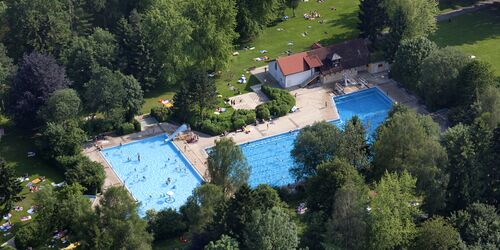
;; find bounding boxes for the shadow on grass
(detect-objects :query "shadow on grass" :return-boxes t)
[317,11,360,46]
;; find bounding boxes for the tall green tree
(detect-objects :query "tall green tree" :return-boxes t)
[60,28,118,90]
[287,0,300,17]
[337,116,369,171]
[306,158,365,214]
[37,121,86,161]
[456,60,496,107]
[243,207,298,250]
[188,70,217,121]
[38,88,81,124]
[94,186,153,249]
[368,171,420,250]
[5,0,72,59]
[391,37,437,92]
[184,0,238,71]
[235,0,286,42]
[420,47,471,110]
[0,43,13,112]
[205,234,239,250]
[412,216,463,250]
[180,183,225,232]
[61,155,105,194]
[291,122,342,179]
[324,180,370,250]
[0,158,23,213]
[449,203,500,249]
[358,0,386,45]
[207,138,250,195]
[373,107,448,214]
[473,86,500,130]
[146,208,187,241]
[485,126,500,206]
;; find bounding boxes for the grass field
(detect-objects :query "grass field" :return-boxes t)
[0,117,64,245]
[141,0,360,114]
[432,6,500,75]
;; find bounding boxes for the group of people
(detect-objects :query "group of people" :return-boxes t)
[304,10,321,20]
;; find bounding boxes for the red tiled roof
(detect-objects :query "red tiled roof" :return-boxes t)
[304,55,323,68]
[277,52,309,76]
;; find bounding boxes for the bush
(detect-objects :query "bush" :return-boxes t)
[132,119,141,132]
[233,119,246,130]
[256,105,271,120]
[201,119,230,136]
[56,154,105,194]
[150,106,171,122]
[119,122,135,135]
[258,86,295,119]
[232,109,256,126]
[84,118,114,135]
[146,208,188,241]
[15,222,41,249]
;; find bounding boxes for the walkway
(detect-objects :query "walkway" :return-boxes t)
[437,0,500,21]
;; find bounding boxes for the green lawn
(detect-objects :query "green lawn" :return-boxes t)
[432,7,500,75]
[142,0,360,114]
[438,0,486,13]
[0,117,64,245]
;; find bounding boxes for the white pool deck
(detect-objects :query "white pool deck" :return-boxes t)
[85,71,427,191]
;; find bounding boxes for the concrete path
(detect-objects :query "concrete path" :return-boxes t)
[437,0,500,21]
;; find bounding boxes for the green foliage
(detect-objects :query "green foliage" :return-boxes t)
[391,37,437,92]
[456,60,496,106]
[373,106,448,214]
[0,158,24,213]
[368,171,420,250]
[207,138,250,195]
[14,222,41,249]
[133,119,142,132]
[180,183,225,232]
[150,106,171,122]
[37,121,86,161]
[235,0,286,42]
[0,43,13,112]
[449,203,500,249]
[60,154,105,194]
[146,208,188,241]
[119,122,135,135]
[38,88,82,124]
[358,0,386,45]
[338,116,370,171]
[5,0,71,59]
[299,211,327,250]
[60,28,118,89]
[256,85,295,119]
[205,234,239,250]
[306,158,365,214]
[255,105,270,120]
[286,0,300,17]
[291,121,342,179]
[420,47,471,110]
[473,86,500,130]
[243,207,298,250]
[412,216,463,250]
[83,118,115,136]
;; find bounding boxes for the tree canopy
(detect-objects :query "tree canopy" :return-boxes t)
[38,88,81,124]
[0,158,23,213]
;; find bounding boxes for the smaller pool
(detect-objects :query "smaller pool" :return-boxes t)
[240,87,393,187]
[101,135,203,216]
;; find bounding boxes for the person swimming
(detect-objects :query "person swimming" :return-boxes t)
[137,153,141,162]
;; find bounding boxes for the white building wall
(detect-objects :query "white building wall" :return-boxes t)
[367,61,390,74]
[285,69,314,88]
[268,61,286,87]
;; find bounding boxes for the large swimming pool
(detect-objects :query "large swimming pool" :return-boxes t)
[101,135,203,216]
[241,88,393,187]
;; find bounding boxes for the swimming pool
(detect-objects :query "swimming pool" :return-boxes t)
[101,135,203,216]
[241,88,393,187]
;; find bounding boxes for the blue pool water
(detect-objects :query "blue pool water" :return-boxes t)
[241,88,393,187]
[101,135,203,215]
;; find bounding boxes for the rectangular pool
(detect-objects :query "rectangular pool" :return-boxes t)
[101,135,203,216]
[241,88,393,187]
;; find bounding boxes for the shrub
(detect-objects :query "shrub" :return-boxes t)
[232,109,256,126]
[15,222,41,249]
[150,106,171,122]
[146,208,188,241]
[119,122,135,135]
[84,118,114,135]
[201,120,229,136]
[256,105,271,120]
[132,119,141,132]
[233,119,246,130]
[259,86,295,118]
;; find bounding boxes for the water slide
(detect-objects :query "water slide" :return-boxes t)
[165,124,188,142]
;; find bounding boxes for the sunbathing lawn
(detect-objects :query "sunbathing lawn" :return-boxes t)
[438,0,487,13]
[142,0,360,114]
[432,7,500,75]
[0,117,64,245]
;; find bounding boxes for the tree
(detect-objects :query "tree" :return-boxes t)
[37,121,86,160]
[0,158,23,213]
[337,116,369,171]
[381,0,438,61]
[146,208,187,241]
[358,0,386,45]
[474,86,500,130]
[291,122,342,179]
[180,183,225,232]
[391,37,437,92]
[243,207,298,250]
[207,138,250,195]
[324,180,370,250]
[449,203,500,249]
[7,52,71,127]
[63,155,105,194]
[368,171,420,250]
[0,43,14,112]
[84,66,143,123]
[143,0,193,85]
[372,107,448,214]
[287,0,300,18]
[456,60,496,107]
[184,0,238,71]
[5,0,72,59]
[420,47,471,110]
[38,88,81,124]
[235,0,286,42]
[412,217,463,250]
[306,158,365,214]
[205,234,239,250]
[60,28,118,90]
[94,186,153,249]
[485,127,500,205]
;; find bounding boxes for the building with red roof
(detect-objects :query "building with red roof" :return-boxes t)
[268,38,370,88]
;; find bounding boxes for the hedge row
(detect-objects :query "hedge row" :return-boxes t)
[256,85,295,120]
[200,109,256,136]
[150,106,171,122]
